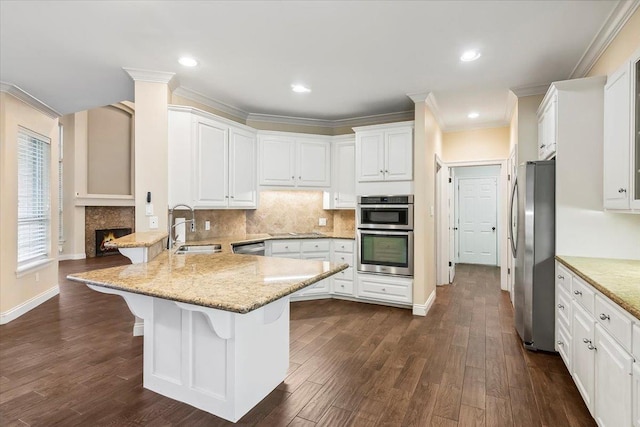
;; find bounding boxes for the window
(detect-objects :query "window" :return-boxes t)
[17,128,51,267]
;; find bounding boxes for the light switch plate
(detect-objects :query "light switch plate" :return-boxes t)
[145,204,154,216]
[205,220,211,231]
[149,216,158,229]
[319,217,327,226]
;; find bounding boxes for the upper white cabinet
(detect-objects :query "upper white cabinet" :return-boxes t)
[324,136,356,209]
[168,106,257,209]
[537,89,557,160]
[258,132,331,188]
[603,49,640,212]
[355,122,413,182]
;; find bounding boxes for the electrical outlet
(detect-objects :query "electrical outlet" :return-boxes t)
[205,220,211,231]
[190,221,196,232]
[319,217,327,226]
[149,216,158,229]
[35,272,40,282]
[145,204,154,216]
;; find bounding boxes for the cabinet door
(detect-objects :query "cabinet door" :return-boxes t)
[357,132,384,182]
[260,136,296,186]
[595,324,633,427]
[298,139,330,187]
[633,362,640,427]
[572,302,595,415]
[334,140,356,208]
[603,62,631,209]
[537,114,546,160]
[168,111,193,206]
[194,120,228,208]
[229,128,256,208]
[544,98,557,158]
[299,253,331,295]
[384,128,413,181]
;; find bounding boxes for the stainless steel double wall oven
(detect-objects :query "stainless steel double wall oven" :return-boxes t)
[356,195,414,276]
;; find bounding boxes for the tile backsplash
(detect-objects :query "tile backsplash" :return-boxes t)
[178,191,355,239]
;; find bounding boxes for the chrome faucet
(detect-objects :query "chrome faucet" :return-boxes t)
[168,204,195,250]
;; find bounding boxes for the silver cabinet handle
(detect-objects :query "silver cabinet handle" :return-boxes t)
[574,290,582,296]
[340,284,345,288]
[557,275,564,280]
[299,176,302,180]
[599,313,610,321]
[557,340,563,346]
[284,246,288,249]
[382,288,386,292]
[230,195,234,198]
[379,170,384,174]
[540,144,546,149]
[225,195,229,198]
[557,304,564,310]
[385,170,389,173]
[583,338,590,344]
[587,343,597,351]
[618,188,627,193]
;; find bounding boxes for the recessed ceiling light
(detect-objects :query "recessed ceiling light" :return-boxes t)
[460,49,481,62]
[291,84,311,93]
[178,57,198,67]
[468,112,479,119]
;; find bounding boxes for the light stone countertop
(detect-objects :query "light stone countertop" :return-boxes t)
[556,256,640,320]
[69,232,349,314]
[104,231,168,248]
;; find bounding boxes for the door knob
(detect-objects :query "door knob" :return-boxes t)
[492,227,496,231]
[618,188,627,193]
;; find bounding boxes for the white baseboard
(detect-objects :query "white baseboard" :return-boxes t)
[133,321,144,336]
[0,285,60,324]
[412,289,436,317]
[58,253,86,261]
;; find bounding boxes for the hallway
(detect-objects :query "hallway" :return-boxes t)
[0,259,593,426]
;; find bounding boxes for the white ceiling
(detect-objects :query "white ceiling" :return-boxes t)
[0,1,631,130]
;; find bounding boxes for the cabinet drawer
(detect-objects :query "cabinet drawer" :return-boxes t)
[301,239,330,253]
[596,294,632,352]
[333,239,354,253]
[557,322,572,371]
[556,263,572,294]
[572,276,595,315]
[270,240,301,254]
[357,275,412,304]
[333,266,354,282]
[331,252,354,267]
[333,278,354,295]
[556,287,572,331]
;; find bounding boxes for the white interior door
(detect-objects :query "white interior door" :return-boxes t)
[458,177,498,265]
[449,168,456,283]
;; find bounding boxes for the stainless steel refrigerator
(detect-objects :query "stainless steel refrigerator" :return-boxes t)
[509,160,555,352]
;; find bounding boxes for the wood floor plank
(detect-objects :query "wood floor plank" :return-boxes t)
[401,382,439,427]
[458,404,485,427]
[461,366,486,409]
[432,384,462,421]
[316,406,352,427]
[486,396,513,427]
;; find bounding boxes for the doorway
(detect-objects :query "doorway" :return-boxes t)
[453,165,500,266]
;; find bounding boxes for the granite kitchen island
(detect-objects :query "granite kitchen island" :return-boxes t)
[67,249,347,423]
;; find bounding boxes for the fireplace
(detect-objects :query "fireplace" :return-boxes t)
[95,228,132,257]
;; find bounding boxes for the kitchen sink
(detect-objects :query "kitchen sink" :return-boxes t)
[174,244,222,254]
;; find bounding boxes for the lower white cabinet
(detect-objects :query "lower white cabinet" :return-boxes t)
[331,239,355,297]
[556,260,638,426]
[356,273,412,305]
[572,301,596,415]
[595,323,633,427]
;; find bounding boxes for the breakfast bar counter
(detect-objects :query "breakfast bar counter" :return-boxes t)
[68,249,347,423]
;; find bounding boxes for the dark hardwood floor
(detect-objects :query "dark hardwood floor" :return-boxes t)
[0,257,594,426]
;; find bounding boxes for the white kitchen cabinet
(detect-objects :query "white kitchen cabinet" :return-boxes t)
[168,106,257,209]
[634,362,640,427]
[355,122,413,182]
[356,273,412,305]
[594,323,633,427]
[572,301,596,415]
[258,133,330,188]
[537,90,557,160]
[603,48,640,212]
[331,239,355,297]
[324,137,356,209]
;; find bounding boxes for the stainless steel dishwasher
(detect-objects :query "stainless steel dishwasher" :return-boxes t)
[232,241,265,256]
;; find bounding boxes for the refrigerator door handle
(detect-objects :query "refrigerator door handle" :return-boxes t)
[509,178,518,258]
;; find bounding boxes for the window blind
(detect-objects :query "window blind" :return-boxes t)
[17,128,51,266]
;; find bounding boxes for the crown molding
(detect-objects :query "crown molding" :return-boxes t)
[407,91,431,103]
[173,86,249,121]
[570,0,640,78]
[123,67,176,85]
[0,82,61,118]
[423,92,446,131]
[247,110,415,129]
[504,91,518,123]
[510,83,550,97]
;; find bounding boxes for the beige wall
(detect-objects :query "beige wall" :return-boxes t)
[517,94,544,164]
[442,126,510,163]
[509,99,518,153]
[134,81,170,231]
[87,106,132,195]
[0,92,59,316]
[413,99,441,310]
[587,8,640,77]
